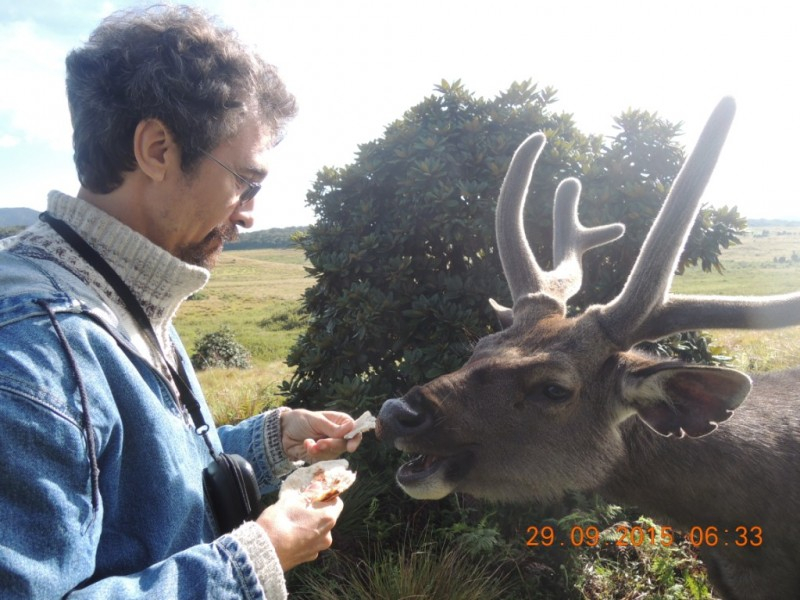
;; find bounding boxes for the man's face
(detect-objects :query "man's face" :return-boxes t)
[169,113,271,269]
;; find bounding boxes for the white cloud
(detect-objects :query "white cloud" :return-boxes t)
[0,134,20,148]
[0,20,74,152]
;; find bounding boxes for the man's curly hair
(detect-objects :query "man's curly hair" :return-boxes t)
[66,4,297,193]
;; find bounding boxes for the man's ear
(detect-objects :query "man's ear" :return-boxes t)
[133,119,177,183]
[622,363,752,438]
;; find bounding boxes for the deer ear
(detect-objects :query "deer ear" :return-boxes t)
[489,298,514,330]
[623,364,752,438]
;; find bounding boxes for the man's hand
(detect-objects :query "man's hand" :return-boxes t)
[257,495,343,571]
[280,409,362,463]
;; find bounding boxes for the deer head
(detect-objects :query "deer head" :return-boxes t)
[377,97,800,504]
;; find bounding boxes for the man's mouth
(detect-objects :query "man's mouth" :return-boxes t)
[180,225,240,268]
[219,224,240,244]
[205,224,239,247]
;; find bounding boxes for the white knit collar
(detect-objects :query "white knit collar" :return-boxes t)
[46,190,210,331]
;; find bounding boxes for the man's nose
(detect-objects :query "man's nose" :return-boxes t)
[230,197,255,229]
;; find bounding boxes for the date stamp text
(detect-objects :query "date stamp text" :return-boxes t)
[525,524,763,548]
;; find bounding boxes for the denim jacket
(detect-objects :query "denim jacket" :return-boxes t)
[0,245,286,598]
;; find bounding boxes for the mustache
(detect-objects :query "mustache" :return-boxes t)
[206,223,240,245]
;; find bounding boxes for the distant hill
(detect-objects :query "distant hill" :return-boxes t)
[0,207,39,228]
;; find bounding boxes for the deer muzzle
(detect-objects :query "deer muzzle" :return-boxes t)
[377,391,476,500]
[375,395,434,447]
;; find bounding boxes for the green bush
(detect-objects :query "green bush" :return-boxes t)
[190,325,252,371]
[568,517,715,599]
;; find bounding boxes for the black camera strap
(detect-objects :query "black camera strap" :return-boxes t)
[39,211,217,457]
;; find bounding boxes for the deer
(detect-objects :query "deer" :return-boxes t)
[376,97,800,600]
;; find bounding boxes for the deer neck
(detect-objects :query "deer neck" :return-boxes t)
[598,416,757,529]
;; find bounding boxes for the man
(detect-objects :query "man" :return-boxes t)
[0,5,360,598]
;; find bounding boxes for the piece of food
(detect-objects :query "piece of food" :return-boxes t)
[344,411,376,439]
[280,459,356,504]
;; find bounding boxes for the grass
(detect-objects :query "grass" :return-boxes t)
[291,540,514,600]
[177,248,308,354]
[174,248,310,423]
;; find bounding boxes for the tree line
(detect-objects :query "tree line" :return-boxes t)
[224,226,308,250]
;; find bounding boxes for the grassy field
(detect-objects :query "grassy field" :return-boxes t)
[174,248,311,423]
[173,226,800,422]
[669,225,800,372]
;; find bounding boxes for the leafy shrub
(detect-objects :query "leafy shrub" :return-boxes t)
[191,325,251,370]
[568,517,715,599]
[638,331,731,366]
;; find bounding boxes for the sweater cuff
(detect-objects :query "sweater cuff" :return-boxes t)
[264,407,296,478]
[230,521,287,600]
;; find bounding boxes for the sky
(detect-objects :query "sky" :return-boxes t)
[0,0,798,231]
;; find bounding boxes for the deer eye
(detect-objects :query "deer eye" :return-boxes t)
[542,384,571,401]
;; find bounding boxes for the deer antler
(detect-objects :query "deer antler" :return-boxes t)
[492,133,624,320]
[598,96,800,346]
[550,177,626,300]
[494,133,548,306]
[634,293,800,341]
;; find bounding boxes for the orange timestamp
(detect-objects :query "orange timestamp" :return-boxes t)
[525,524,763,548]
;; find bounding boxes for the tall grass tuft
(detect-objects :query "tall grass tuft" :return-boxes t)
[290,538,513,600]
[201,366,289,425]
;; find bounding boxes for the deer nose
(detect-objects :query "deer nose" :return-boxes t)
[376,391,434,445]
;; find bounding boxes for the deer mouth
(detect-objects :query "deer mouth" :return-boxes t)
[396,451,475,500]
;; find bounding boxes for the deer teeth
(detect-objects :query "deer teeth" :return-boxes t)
[406,454,440,473]
[406,455,426,472]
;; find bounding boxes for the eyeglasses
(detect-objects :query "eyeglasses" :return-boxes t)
[199,149,261,204]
